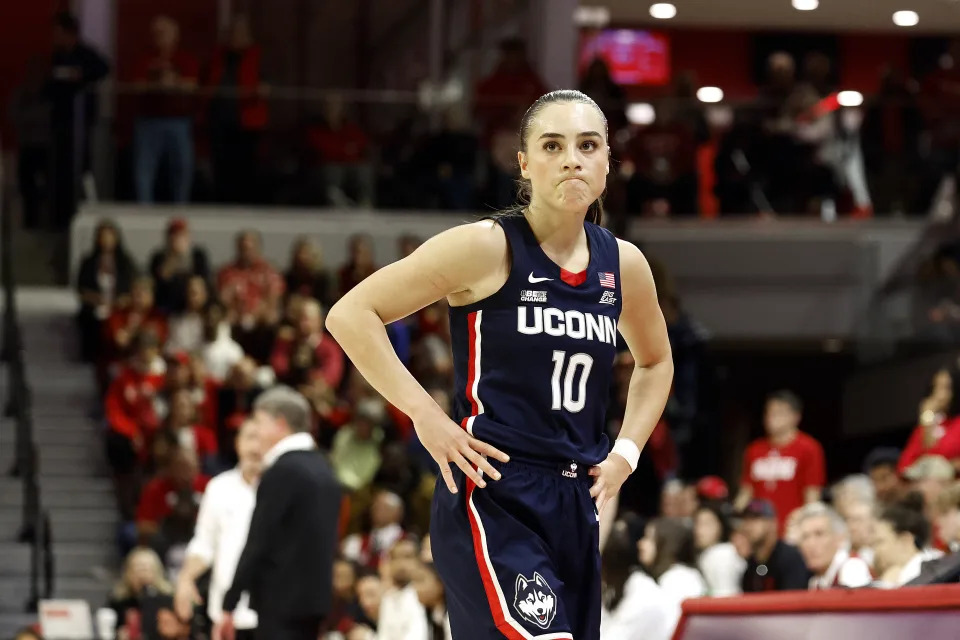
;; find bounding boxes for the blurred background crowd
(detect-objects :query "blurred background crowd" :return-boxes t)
[6,0,960,639]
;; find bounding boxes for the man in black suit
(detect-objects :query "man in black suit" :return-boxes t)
[221,386,342,640]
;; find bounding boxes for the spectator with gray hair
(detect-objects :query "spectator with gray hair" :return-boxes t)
[797,502,872,590]
[221,386,342,640]
[831,474,877,567]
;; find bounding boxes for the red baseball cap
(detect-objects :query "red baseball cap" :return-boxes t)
[696,475,729,501]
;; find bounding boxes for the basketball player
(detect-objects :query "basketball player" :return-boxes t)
[327,90,673,640]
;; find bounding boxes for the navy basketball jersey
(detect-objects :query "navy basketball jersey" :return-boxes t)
[449,215,622,467]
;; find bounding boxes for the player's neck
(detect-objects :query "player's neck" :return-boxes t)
[525,202,586,254]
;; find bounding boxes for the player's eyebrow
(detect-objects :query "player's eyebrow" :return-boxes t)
[537,131,603,140]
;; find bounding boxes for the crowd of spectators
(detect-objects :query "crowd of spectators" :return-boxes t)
[68,208,960,640]
[13,12,960,238]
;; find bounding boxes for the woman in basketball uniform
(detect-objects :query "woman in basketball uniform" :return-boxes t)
[328,90,673,640]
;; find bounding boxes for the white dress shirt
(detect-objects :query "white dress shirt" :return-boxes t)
[263,431,317,468]
[185,468,258,628]
[698,543,746,596]
[658,564,708,602]
[600,572,681,640]
[377,585,427,640]
[808,549,873,590]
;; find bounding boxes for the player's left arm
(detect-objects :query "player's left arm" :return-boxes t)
[589,240,674,514]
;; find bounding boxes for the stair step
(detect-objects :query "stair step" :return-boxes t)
[0,477,114,494]
[0,509,118,544]
[0,487,115,509]
[0,576,109,611]
[0,542,117,578]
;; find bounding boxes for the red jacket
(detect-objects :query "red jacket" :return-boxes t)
[207,45,268,130]
[105,365,165,440]
[270,329,345,389]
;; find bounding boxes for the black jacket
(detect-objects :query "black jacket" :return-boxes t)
[742,540,811,592]
[223,448,341,619]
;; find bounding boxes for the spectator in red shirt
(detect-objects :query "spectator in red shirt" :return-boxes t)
[218,230,285,328]
[132,16,199,203]
[207,14,268,203]
[272,298,344,418]
[898,367,960,474]
[137,446,210,548]
[105,331,167,519]
[160,387,218,472]
[307,94,374,207]
[735,390,826,534]
[103,276,168,372]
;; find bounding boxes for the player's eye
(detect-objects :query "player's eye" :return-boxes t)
[580,140,598,151]
[543,141,560,152]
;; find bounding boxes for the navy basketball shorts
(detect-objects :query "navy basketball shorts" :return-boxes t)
[430,457,601,640]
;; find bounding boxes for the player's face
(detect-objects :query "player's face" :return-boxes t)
[798,515,839,574]
[519,102,608,215]
[694,509,722,550]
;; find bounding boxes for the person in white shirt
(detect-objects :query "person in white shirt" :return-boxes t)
[412,561,451,640]
[873,493,942,587]
[341,492,406,571]
[832,474,877,567]
[796,502,872,589]
[600,520,680,640]
[377,538,427,640]
[174,419,263,639]
[639,517,708,602]
[166,276,209,355]
[201,304,245,382]
[693,503,746,596]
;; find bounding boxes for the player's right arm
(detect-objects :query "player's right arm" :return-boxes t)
[326,221,511,493]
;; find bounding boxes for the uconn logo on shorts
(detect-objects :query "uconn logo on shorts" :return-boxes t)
[514,572,557,629]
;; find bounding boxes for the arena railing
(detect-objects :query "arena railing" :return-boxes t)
[0,137,54,611]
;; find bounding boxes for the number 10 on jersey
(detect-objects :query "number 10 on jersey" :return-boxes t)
[550,350,594,413]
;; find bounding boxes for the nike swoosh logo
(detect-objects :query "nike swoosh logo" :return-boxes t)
[528,272,554,283]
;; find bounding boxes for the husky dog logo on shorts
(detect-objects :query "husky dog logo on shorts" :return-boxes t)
[513,572,556,629]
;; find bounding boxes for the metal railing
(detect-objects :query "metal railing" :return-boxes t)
[1,138,53,611]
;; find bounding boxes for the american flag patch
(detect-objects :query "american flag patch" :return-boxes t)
[598,272,616,289]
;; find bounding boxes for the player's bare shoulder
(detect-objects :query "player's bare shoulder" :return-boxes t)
[615,238,658,302]
[439,219,511,306]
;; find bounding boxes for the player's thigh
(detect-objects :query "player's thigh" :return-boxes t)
[431,469,574,640]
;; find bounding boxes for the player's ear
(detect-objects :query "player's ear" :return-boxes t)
[518,151,529,180]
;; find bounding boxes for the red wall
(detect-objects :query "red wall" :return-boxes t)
[0,0,59,144]
[620,29,911,102]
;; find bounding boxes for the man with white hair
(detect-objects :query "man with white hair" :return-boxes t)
[832,475,877,567]
[797,502,873,590]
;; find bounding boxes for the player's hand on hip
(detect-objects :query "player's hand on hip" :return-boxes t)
[589,454,632,516]
[415,407,509,493]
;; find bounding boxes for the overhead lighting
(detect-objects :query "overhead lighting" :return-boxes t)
[792,0,819,10]
[649,3,677,19]
[837,90,864,107]
[696,86,724,103]
[892,10,919,26]
[626,103,656,126]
